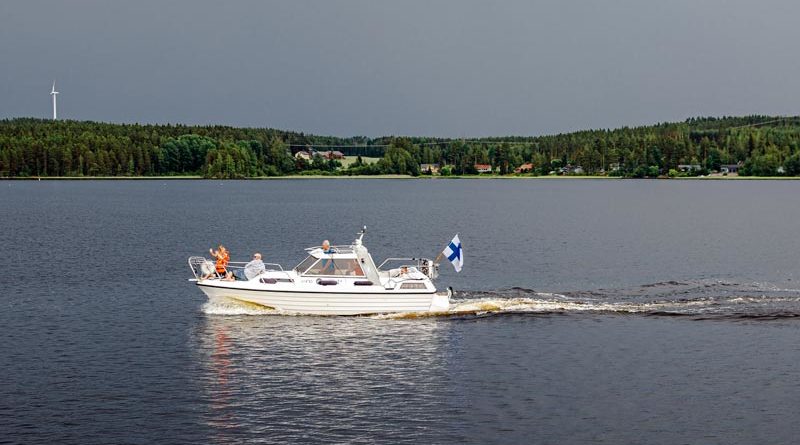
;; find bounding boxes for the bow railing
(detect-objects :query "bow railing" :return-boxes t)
[188,256,286,280]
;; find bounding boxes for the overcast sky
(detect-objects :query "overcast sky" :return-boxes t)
[1,0,799,137]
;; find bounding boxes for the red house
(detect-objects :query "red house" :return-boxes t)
[474,164,493,173]
[514,163,534,173]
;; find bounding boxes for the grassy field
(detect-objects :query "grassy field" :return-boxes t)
[340,156,381,168]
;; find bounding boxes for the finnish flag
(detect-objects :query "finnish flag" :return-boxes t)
[443,234,463,273]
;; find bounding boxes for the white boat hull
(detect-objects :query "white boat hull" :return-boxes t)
[197,282,450,316]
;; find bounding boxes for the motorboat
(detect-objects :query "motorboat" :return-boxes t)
[188,227,451,315]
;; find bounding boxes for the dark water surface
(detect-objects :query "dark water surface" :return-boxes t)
[3,179,800,444]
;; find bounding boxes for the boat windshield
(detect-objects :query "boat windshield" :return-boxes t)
[304,258,365,277]
[294,256,318,274]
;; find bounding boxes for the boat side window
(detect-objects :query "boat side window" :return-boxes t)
[304,258,365,276]
[294,256,318,274]
[400,282,427,290]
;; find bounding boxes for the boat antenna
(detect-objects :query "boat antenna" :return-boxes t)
[356,226,367,244]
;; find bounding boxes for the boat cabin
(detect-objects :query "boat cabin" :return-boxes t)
[295,249,365,277]
[294,244,382,283]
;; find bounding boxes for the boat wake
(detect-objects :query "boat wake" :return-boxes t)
[202,298,282,316]
[202,280,800,321]
[379,279,800,320]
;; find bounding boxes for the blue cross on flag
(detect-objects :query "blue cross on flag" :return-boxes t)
[443,234,463,272]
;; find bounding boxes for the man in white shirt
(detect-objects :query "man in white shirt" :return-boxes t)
[243,252,266,280]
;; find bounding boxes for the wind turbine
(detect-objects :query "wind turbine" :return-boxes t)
[50,81,59,120]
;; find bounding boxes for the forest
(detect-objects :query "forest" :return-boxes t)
[2,116,800,178]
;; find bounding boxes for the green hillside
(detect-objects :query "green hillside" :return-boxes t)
[2,115,799,178]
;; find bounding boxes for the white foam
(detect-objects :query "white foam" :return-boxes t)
[202,299,280,316]
[372,296,681,319]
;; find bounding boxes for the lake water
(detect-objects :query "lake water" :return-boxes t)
[3,179,800,444]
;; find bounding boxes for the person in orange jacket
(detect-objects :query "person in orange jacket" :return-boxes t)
[203,245,230,280]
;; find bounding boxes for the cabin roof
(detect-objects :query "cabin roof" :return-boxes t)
[305,245,359,259]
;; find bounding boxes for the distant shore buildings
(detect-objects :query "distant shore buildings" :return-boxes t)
[294,149,344,161]
[678,164,702,173]
[514,163,534,174]
[420,163,440,174]
[720,164,740,174]
[474,163,492,173]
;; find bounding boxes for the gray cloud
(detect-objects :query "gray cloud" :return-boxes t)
[1,0,799,137]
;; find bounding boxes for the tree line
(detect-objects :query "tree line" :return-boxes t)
[2,116,800,178]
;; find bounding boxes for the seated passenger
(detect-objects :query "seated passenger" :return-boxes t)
[243,253,266,280]
[390,266,409,278]
[405,267,426,279]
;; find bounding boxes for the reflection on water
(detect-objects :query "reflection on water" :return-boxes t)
[208,329,234,436]
[195,314,464,443]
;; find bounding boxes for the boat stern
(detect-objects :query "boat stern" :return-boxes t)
[429,287,451,312]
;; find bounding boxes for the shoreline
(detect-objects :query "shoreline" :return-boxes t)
[4,175,800,180]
